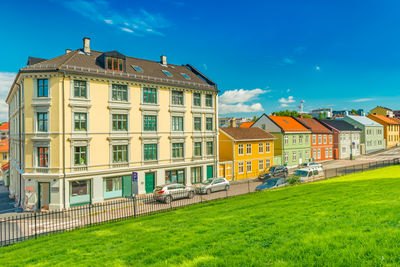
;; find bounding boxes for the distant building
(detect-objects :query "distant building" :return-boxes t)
[370,106,394,118]
[0,122,9,140]
[310,108,332,119]
[239,121,254,128]
[367,114,400,148]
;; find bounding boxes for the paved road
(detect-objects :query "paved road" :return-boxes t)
[0,184,17,214]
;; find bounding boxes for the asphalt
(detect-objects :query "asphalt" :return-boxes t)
[0,183,18,214]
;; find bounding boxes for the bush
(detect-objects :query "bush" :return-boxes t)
[287,176,300,185]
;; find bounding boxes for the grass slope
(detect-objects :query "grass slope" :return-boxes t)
[2,167,400,266]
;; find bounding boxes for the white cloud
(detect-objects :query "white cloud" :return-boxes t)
[280,103,289,107]
[219,88,269,104]
[60,0,170,36]
[219,103,264,114]
[286,88,290,93]
[278,96,295,104]
[0,72,16,122]
[350,98,375,103]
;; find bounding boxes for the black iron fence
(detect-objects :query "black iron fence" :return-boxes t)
[1,157,399,247]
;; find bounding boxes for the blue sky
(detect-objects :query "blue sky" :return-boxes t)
[1,0,400,121]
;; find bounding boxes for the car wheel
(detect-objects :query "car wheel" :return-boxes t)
[225,185,229,191]
[165,196,172,204]
[206,189,211,195]
[188,191,194,199]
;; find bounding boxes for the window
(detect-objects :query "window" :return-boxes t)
[246,161,252,173]
[318,135,322,144]
[323,135,327,144]
[191,167,202,184]
[73,80,87,98]
[313,149,316,160]
[165,169,185,184]
[2,153,7,160]
[107,57,123,71]
[325,148,329,158]
[305,135,309,144]
[329,135,332,144]
[265,142,270,153]
[144,144,157,161]
[172,116,184,131]
[292,136,296,144]
[111,84,128,101]
[205,94,212,107]
[305,151,309,160]
[112,145,128,163]
[206,141,214,155]
[284,152,289,162]
[74,113,87,131]
[194,142,202,156]
[206,118,213,131]
[194,117,201,131]
[74,146,87,166]
[172,143,184,158]
[143,115,157,131]
[103,177,122,199]
[37,112,48,132]
[143,87,157,104]
[317,149,321,159]
[112,114,128,131]
[37,79,48,97]
[37,147,48,167]
[238,162,244,174]
[181,73,191,80]
[172,91,183,105]
[246,144,252,154]
[70,180,91,206]
[299,135,303,144]
[132,65,143,72]
[284,136,289,145]
[312,135,316,145]
[193,93,201,106]
[265,159,271,168]
[258,143,263,153]
[238,144,244,155]
[258,160,263,171]
[162,70,173,77]
[292,151,297,161]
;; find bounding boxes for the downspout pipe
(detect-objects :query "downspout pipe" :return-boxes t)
[16,83,22,207]
[62,72,66,209]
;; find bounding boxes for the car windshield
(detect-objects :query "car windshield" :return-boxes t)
[202,179,213,185]
[268,167,276,172]
[263,179,278,186]
[294,170,309,177]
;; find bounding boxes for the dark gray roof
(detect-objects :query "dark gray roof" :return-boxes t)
[20,49,217,92]
[27,57,47,66]
[320,119,362,132]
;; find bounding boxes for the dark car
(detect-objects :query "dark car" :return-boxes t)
[258,166,288,180]
[255,178,287,191]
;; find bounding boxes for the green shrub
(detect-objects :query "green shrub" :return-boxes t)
[287,176,300,185]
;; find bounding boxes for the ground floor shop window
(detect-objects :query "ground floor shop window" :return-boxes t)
[103,177,122,199]
[165,169,185,184]
[70,180,91,206]
[191,167,202,184]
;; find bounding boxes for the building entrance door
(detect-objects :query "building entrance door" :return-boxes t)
[145,172,155,194]
[38,182,50,210]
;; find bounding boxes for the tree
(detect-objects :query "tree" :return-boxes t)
[271,110,300,117]
[351,109,358,115]
[252,115,258,121]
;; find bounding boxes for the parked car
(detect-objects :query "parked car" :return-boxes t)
[255,178,287,191]
[194,178,230,195]
[300,162,323,169]
[153,183,195,203]
[291,168,324,183]
[258,166,288,180]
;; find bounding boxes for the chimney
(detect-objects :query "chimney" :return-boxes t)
[160,55,167,65]
[345,110,349,116]
[83,37,91,54]
[65,49,72,54]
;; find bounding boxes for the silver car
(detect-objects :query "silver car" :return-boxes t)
[195,178,230,195]
[153,183,195,203]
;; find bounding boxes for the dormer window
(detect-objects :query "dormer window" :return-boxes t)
[162,70,173,77]
[132,65,143,72]
[107,57,123,71]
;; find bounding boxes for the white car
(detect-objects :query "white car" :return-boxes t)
[300,162,323,171]
[293,168,324,182]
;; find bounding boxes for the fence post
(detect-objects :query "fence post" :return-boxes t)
[34,212,37,239]
[133,196,137,218]
[247,179,250,193]
[89,205,92,226]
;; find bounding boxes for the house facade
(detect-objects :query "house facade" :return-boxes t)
[320,120,362,159]
[370,106,394,118]
[296,118,333,162]
[252,115,311,167]
[7,38,219,211]
[343,115,385,154]
[367,114,400,148]
[219,127,274,180]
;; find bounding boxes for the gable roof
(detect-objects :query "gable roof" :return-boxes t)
[390,117,400,124]
[1,162,9,172]
[19,49,217,92]
[296,118,332,134]
[346,115,382,127]
[0,138,9,152]
[0,122,9,131]
[372,106,392,111]
[27,56,47,66]
[220,127,275,141]
[320,119,361,132]
[239,121,254,128]
[368,114,400,125]
[268,116,310,133]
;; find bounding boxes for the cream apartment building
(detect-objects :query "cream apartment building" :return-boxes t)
[7,38,219,210]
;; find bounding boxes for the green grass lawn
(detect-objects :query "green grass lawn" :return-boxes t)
[2,166,400,266]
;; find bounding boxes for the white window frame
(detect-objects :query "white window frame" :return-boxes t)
[238,162,244,174]
[246,144,252,155]
[258,160,263,171]
[265,142,270,153]
[246,161,252,173]
[238,144,244,155]
[258,143,263,154]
